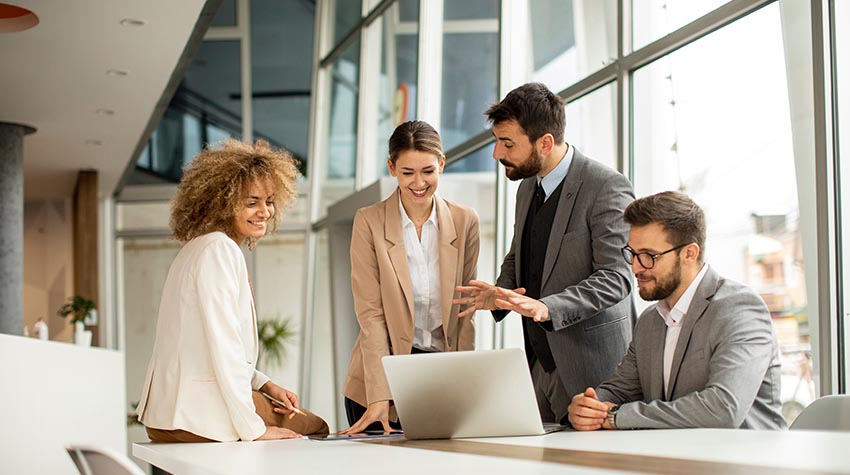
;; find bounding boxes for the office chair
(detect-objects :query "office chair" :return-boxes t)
[65,445,146,475]
[789,394,850,431]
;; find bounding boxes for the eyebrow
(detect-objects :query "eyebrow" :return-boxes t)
[247,195,273,200]
[400,166,435,171]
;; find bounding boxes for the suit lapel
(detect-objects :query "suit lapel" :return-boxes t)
[435,195,459,331]
[385,189,416,320]
[665,267,718,400]
[513,179,535,285]
[541,153,584,287]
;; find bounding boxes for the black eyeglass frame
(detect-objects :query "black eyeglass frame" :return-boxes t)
[621,242,691,269]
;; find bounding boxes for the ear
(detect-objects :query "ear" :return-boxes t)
[387,159,396,177]
[438,154,446,173]
[683,243,701,263]
[537,133,555,155]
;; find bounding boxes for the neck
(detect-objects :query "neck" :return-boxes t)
[401,195,432,223]
[538,142,569,178]
[663,262,702,308]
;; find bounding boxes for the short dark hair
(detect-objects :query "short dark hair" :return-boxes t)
[624,191,706,262]
[484,82,566,144]
[388,120,443,165]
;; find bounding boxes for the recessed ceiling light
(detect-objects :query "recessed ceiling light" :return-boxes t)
[85,139,103,146]
[0,4,39,33]
[120,18,145,27]
[106,69,128,77]
[96,108,115,116]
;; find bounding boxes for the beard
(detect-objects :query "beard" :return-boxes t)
[501,150,544,181]
[638,257,682,301]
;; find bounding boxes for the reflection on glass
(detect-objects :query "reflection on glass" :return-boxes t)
[328,0,362,50]
[211,0,237,27]
[308,229,337,431]
[137,41,241,182]
[377,0,419,177]
[529,0,616,92]
[445,0,498,20]
[321,39,360,217]
[255,233,307,395]
[633,4,810,423]
[251,0,314,176]
[439,145,497,350]
[441,32,499,150]
[565,83,616,170]
[836,0,850,385]
[632,0,730,50]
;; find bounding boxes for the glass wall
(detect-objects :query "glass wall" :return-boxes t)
[440,2,499,150]
[376,0,419,176]
[632,3,813,420]
[632,0,731,50]
[565,83,617,169]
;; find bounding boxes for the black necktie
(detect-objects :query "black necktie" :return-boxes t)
[534,183,546,211]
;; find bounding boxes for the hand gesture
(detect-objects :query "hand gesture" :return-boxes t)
[339,400,398,435]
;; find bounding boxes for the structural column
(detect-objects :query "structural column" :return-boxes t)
[0,122,35,336]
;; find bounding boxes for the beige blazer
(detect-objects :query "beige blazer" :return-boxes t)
[136,232,270,442]
[343,190,480,408]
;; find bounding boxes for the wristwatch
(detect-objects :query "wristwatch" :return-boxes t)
[606,404,619,429]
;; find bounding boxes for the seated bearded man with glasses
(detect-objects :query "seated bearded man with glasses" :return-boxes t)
[567,191,787,431]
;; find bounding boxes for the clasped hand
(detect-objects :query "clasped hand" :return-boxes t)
[453,280,550,322]
[567,388,616,431]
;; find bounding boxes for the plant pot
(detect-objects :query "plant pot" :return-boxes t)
[74,321,92,347]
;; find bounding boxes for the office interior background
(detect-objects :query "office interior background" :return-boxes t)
[3,0,848,472]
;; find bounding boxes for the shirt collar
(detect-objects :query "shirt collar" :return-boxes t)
[398,194,439,229]
[536,143,574,198]
[656,263,709,326]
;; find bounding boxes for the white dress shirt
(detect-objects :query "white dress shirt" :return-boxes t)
[399,196,444,352]
[656,263,709,394]
[536,143,575,201]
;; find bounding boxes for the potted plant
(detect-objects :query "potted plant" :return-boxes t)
[257,316,296,371]
[57,295,96,346]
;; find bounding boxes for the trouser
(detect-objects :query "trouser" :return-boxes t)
[145,391,330,443]
[531,360,569,424]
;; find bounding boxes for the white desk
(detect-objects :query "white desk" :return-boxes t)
[134,429,850,475]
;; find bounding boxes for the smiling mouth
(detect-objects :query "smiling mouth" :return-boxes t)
[410,187,429,198]
[248,220,267,228]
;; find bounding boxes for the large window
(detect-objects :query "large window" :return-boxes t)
[440,1,499,150]
[320,39,361,216]
[565,82,617,170]
[632,0,731,50]
[529,0,616,92]
[376,0,419,177]
[633,3,812,421]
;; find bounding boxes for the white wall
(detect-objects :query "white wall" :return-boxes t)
[0,334,126,474]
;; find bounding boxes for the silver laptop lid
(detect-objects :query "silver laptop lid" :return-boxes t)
[382,348,546,439]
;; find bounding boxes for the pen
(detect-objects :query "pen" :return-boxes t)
[261,391,303,415]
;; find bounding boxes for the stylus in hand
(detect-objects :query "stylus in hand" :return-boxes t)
[262,391,303,415]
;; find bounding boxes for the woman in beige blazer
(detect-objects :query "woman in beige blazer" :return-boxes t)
[136,139,328,442]
[341,121,480,434]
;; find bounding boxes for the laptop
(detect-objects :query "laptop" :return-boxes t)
[381,348,568,439]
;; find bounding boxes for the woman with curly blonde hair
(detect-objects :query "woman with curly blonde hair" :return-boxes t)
[137,138,328,442]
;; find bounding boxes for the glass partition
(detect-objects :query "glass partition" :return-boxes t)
[633,3,812,422]
[632,0,730,50]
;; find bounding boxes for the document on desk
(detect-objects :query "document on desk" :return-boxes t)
[307,432,405,441]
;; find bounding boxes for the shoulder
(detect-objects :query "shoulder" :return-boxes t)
[573,150,629,186]
[708,275,769,316]
[442,197,479,224]
[188,231,240,255]
[354,200,387,224]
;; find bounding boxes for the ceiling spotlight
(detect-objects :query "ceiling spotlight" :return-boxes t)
[96,108,114,116]
[106,69,128,77]
[119,18,145,27]
[85,139,103,146]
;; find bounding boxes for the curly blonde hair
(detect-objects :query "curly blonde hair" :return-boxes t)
[170,138,300,249]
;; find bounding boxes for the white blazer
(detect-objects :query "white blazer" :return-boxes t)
[136,232,269,442]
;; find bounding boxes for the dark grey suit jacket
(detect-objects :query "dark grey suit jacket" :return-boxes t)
[495,149,635,397]
[596,266,787,430]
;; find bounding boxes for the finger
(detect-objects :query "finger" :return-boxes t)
[514,287,527,295]
[585,387,597,399]
[454,285,479,294]
[340,414,372,435]
[457,306,475,318]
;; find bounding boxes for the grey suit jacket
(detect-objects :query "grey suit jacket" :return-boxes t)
[495,149,635,397]
[596,266,787,430]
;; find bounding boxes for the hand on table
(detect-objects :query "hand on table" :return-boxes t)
[339,400,398,435]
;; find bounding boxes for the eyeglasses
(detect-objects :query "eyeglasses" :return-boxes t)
[621,243,691,269]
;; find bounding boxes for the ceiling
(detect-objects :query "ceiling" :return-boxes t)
[0,0,209,200]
